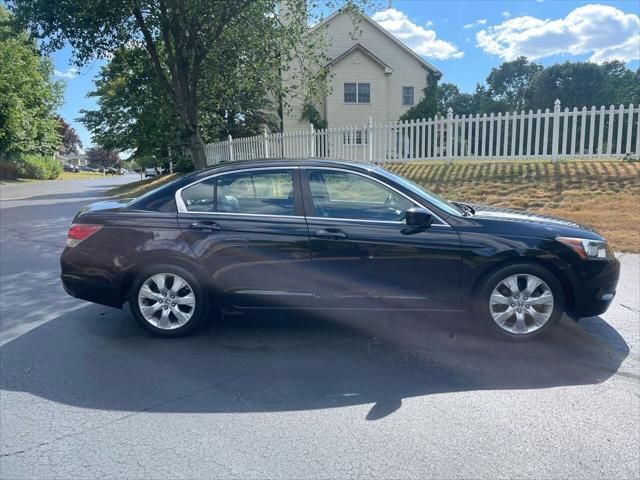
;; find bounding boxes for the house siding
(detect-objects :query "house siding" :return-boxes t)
[281,9,433,132]
[325,50,388,127]
[318,12,426,124]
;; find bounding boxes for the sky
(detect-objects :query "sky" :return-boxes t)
[45,0,640,149]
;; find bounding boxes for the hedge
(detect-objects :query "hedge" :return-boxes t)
[0,155,62,180]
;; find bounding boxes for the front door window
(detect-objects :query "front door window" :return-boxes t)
[306,170,414,222]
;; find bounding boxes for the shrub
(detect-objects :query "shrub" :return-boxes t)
[13,154,62,179]
[0,160,19,179]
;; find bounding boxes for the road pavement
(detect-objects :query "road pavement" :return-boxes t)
[0,176,638,479]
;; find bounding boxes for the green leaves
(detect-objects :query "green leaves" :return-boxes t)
[401,70,439,121]
[0,6,62,157]
[408,57,639,121]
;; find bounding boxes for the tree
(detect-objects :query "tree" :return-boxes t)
[437,83,474,116]
[11,0,363,170]
[0,5,62,158]
[525,61,614,110]
[80,39,280,172]
[80,47,187,169]
[601,61,640,106]
[301,104,328,130]
[55,115,82,154]
[486,57,542,112]
[86,147,120,168]
[401,70,439,121]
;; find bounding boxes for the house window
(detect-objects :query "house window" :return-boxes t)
[344,83,357,103]
[402,86,414,106]
[343,130,368,146]
[344,83,370,104]
[358,83,370,103]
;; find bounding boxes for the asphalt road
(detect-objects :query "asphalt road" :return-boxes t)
[0,176,638,479]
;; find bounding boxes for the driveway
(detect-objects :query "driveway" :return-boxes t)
[0,177,638,479]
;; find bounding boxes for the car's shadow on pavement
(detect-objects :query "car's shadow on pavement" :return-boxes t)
[0,305,629,421]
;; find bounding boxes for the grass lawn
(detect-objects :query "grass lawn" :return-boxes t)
[106,173,182,197]
[386,160,640,252]
[2,171,114,183]
[108,160,640,252]
[58,171,112,180]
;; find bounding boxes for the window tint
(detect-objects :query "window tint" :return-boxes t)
[217,170,294,216]
[402,86,414,106]
[307,170,414,222]
[181,178,215,212]
[344,83,357,103]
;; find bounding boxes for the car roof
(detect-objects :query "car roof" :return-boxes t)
[196,158,378,174]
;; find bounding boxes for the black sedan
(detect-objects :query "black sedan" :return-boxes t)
[60,159,620,339]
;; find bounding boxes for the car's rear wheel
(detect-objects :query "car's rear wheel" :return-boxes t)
[129,264,208,337]
[476,263,564,339]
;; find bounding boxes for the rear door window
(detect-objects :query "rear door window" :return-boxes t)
[216,170,295,216]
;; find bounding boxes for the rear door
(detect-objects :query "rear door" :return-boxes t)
[176,167,314,309]
[301,168,462,310]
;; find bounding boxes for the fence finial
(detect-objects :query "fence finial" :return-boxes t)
[554,99,561,107]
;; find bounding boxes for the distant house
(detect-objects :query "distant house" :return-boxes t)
[280,2,442,134]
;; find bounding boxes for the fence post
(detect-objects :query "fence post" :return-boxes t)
[446,107,453,164]
[263,127,269,159]
[552,99,561,163]
[309,123,315,158]
[228,134,234,162]
[368,117,374,163]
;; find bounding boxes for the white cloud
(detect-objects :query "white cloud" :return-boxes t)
[502,11,511,18]
[476,4,640,63]
[372,8,463,60]
[54,67,79,79]
[463,18,487,29]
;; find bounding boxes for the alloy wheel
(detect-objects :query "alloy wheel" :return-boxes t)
[137,273,196,330]
[489,273,554,335]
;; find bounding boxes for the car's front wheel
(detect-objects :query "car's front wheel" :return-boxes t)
[129,265,209,337]
[476,263,564,339]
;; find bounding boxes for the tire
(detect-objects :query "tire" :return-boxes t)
[475,262,564,340]
[128,263,210,337]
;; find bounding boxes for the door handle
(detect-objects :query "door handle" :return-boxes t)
[314,228,348,239]
[189,220,222,232]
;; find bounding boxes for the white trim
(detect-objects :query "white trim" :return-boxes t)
[326,43,393,74]
[310,8,442,76]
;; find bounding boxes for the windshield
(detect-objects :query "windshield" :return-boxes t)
[374,167,462,216]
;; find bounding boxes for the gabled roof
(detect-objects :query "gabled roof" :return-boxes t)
[326,43,393,74]
[311,8,442,78]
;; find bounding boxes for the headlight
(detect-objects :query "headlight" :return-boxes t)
[556,237,613,259]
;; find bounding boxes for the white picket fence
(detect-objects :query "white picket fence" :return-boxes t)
[204,100,640,165]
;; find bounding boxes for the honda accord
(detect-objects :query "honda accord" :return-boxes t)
[60,160,620,339]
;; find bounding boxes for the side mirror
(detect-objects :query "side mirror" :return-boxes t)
[405,207,433,228]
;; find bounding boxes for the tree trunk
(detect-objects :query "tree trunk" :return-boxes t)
[188,130,208,170]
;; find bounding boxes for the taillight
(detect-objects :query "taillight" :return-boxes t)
[66,224,102,247]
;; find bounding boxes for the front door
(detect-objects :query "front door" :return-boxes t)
[177,167,313,309]
[301,168,462,310]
